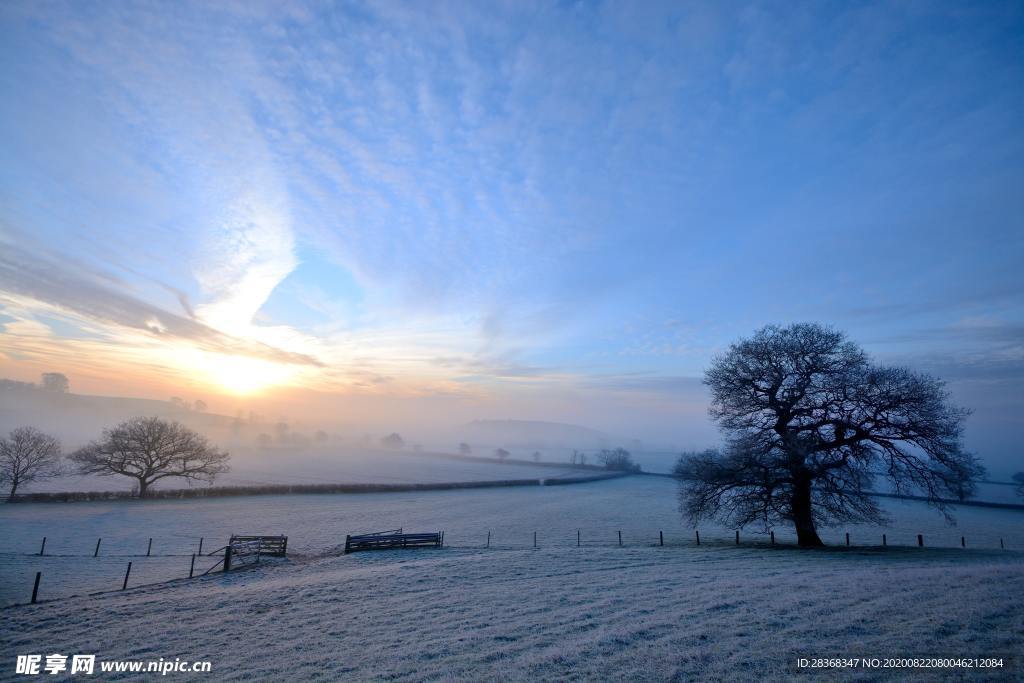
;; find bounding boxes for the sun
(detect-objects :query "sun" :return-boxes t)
[194,353,297,395]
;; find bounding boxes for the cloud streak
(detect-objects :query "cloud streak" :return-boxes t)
[0,240,321,367]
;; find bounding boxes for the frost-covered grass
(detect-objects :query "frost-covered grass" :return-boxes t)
[23,445,593,494]
[24,446,593,493]
[2,477,1022,609]
[2,542,1022,682]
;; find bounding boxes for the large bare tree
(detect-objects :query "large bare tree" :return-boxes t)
[0,427,63,499]
[70,417,230,497]
[675,323,982,547]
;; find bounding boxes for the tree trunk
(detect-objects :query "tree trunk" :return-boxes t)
[7,481,16,501]
[791,477,824,547]
[137,479,149,498]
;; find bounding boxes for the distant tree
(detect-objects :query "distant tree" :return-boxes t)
[597,448,640,472]
[533,451,541,462]
[495,448,510,460]
[193,399,207,413]
[314,430,328,443]
[569,449,579,465]
[381,433,404,449]
[256,433,272,447]
[288,432,312,447]
[579,453,587,466]
[40,372,69,393]
[69,417,230,498]
[169,397,189,410]
[274,420,289,442]
[675,323,983,547]
[459,442,472,456]
[1014,472,1024,499]
[0,379,36,392]
[0,427,63,499]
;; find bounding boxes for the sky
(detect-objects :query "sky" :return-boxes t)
[0,1,1022,468]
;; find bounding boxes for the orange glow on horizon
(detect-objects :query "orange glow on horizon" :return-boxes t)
[188,351,300,396]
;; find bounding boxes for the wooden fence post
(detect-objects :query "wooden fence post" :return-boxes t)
[1000,538,1004,550]
[659,530,664,547]
[122,562,132,590]
[31,572,41,604]
[735,530,739,545]
[344,535,351,554]
[94,538,102,557]
[198,537,204,555]
[147,538,153,557]
[189,553,196,578]
[845,533,850,547]
[961,536,965,548]
[223,545,232,572]
[917,534,923,547]
[695,530,700,546]
[533,531,537,548]
[882,534,887,547]
[577,529,581,547]
[39,537,46,556]
[618,530,622,547]
[486,530,491,548]
[770,531,775,545]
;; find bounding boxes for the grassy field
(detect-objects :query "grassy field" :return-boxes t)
[3,475,1023,606]
[2,539,1021,681]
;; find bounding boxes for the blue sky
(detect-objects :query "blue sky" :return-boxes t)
[0,1,1022,468]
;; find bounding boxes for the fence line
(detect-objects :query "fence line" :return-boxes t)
[11,527,1016,607]
[12,527,1016,558]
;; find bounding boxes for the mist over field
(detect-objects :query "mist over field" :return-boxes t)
[2,1,1022,681]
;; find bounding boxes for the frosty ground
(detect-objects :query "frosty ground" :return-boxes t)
[24,445,599,494]
[2,476,1023,680]
[3,542,1022,681]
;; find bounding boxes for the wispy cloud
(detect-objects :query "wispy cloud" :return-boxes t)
[0,239,320,367]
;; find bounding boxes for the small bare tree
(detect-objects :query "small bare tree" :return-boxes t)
[459,442,472,456]
[597,448,640,472]
[495,448,510,460]
[0,427,63,499]
[380,433,404,449]
[69,417,230,498]
[676,323,983,546]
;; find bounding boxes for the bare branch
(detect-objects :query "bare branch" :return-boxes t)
[69,417,230,498]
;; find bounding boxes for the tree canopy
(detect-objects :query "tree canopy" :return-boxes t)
[675,323,982,546]
[0,426,63,498]
[70,416,229,497]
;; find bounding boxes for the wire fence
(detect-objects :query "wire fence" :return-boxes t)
[3,525,1015,608]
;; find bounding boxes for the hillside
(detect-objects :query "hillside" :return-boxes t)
[0,380,235,445]
[463,419,637,449]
